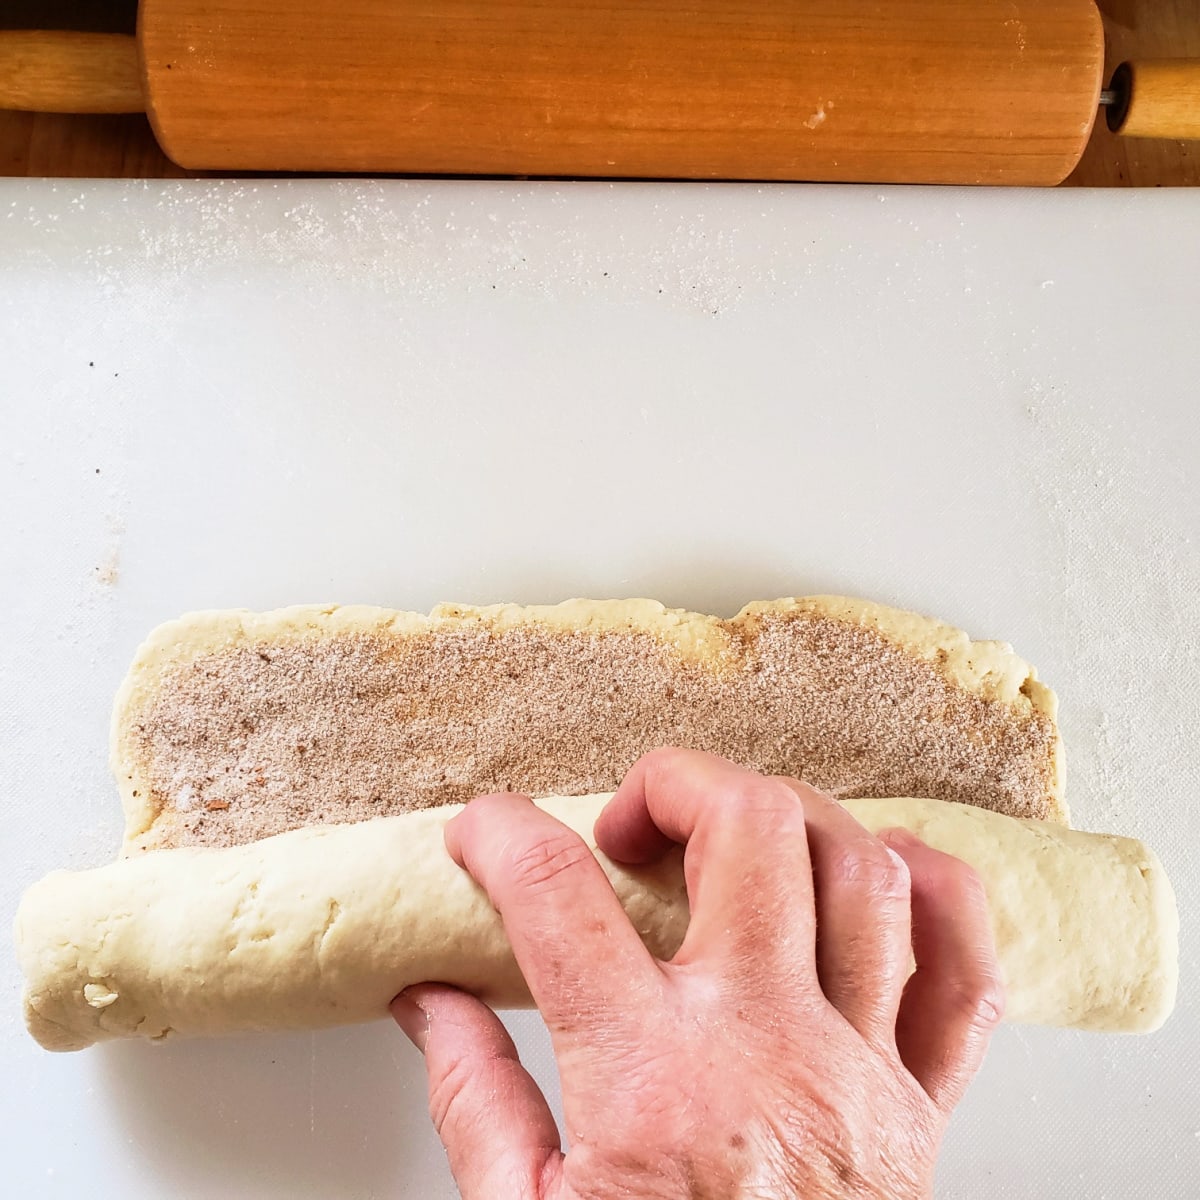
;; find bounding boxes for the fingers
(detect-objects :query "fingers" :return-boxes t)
[392,984,561,1200]
[595,748,817,981]
[785,783,912,1045]
[882,829,1005,1112]
[445,792,659,1040]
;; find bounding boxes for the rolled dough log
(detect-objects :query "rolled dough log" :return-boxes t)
[15,795,1176,1052]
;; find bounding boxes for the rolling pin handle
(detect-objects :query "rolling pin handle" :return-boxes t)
[0,31,144,115]
[1103,60,1200,140]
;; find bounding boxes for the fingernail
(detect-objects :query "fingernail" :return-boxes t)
[391,992,429,1053]
[881,827,921,849]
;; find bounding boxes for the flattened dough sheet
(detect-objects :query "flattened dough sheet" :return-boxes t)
[113,597,1065,853]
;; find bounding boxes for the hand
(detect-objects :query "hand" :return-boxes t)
[391,748,1004,1199]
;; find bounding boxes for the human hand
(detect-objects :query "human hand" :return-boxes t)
[391,748,1004,1199]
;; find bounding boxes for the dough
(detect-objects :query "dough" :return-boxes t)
[15,794,1175,1053]
[112,596,1065,853]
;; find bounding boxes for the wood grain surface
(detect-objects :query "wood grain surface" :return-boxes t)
[1,0,1196,184]
[136,0,1100,184]
[0,31,142,114]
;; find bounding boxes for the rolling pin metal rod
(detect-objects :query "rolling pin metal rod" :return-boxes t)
[0,2,1195,182]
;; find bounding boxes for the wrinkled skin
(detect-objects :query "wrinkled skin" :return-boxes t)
[392,749,1004,1199]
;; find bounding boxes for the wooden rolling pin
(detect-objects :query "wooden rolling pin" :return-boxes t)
[1,1,1198,183]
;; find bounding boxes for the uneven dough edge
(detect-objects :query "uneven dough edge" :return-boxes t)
[15,795,1174,1053]
[110,596,1066,850]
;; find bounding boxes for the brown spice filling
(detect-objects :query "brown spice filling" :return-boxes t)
[132,613,1055,849]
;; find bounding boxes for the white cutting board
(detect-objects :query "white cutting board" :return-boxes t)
[1,180,1197,1199]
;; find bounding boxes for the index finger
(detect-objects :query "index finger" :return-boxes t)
[595,748,819,980]
[445,792,661,1042]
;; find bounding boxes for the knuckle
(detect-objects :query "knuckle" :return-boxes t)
[948,973,1007,1030]
[503,831,593,894]
[426,1054,478,1136]
[725,777,803,822]
[828,842,909,902]
[977,991,1006,1029]
[455,792,526,846]
[779,775,823,804]
[640,745,699,787]
[972,976,1007,1027]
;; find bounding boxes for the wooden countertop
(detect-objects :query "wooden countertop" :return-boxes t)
[2,0,1196,185]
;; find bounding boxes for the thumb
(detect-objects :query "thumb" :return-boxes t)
[392,983,563,1199]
